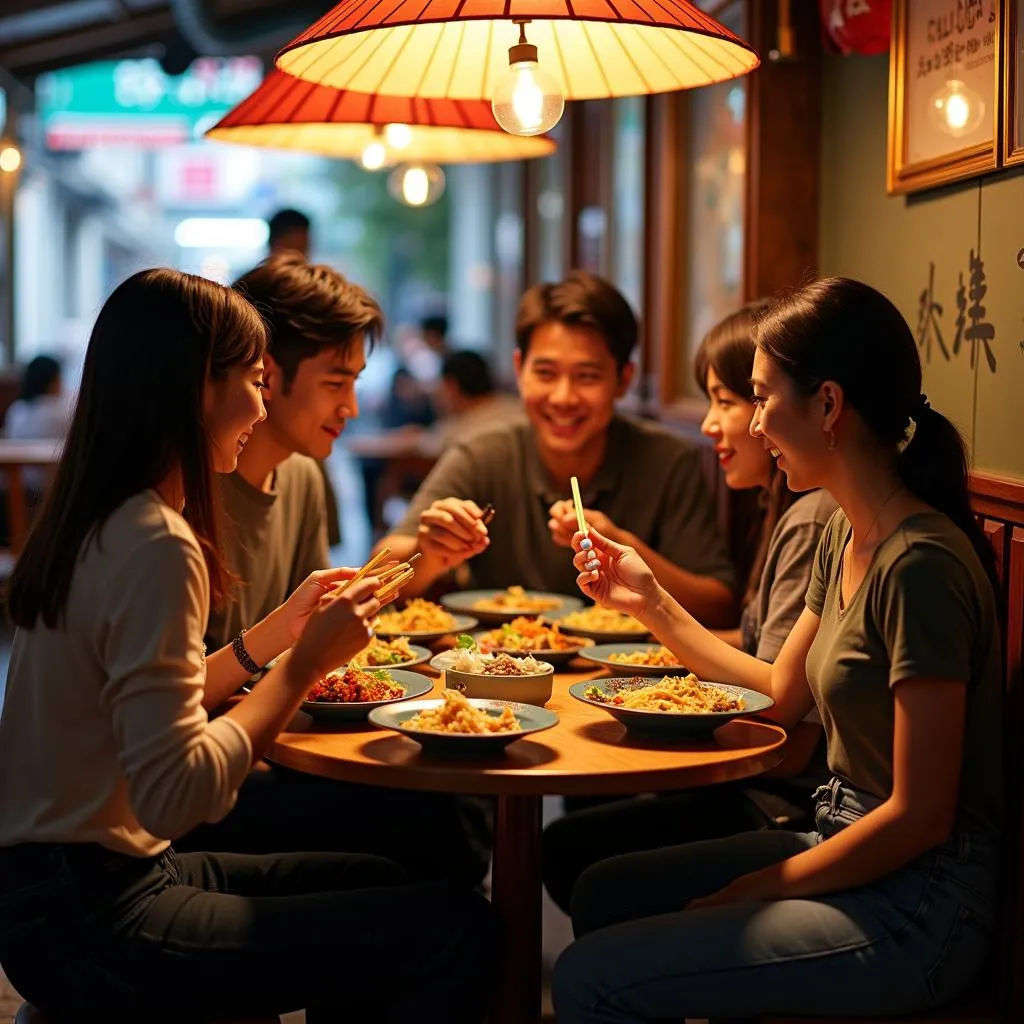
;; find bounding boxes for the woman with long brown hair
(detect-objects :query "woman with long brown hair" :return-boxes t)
[555,278,1001,1021]
[541,302,835,914]
[0,269,493,1023]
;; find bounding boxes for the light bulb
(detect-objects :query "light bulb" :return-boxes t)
[491,22,564,137]
[0,146,21,173]
[359,139,388,171]
[388,163,445,207]
[384,123,412,150]
[929,79,985,137]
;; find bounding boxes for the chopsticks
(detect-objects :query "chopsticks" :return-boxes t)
[336,546,392,593]
[570,476,589,538]
[373,552,421,605]
[329,548,422,605]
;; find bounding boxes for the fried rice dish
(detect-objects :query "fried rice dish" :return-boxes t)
[376,599,457,634]
[471,585,563,613]
[561,606,646,633]
[401,690,520,734]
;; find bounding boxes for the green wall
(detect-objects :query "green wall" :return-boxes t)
[819,53,1024,478]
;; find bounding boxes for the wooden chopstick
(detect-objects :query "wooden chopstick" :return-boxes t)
[570,476,589,537]
[375,567,416,603]
[336,546,391,593]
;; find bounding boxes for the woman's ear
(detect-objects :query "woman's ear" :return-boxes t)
[819,381,844,432]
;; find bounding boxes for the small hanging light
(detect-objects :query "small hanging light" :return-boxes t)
[490,20,564,136]
[388,163,445,207]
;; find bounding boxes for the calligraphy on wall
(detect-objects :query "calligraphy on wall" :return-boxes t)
[888,0,1002,193]
[915,247,1013,372]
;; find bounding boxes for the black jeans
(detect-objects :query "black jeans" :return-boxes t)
[0,842,495,1022]
[176,762,492,888]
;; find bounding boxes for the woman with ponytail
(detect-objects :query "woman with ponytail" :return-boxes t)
[553,277,1002,1021]
[541,303,836,914]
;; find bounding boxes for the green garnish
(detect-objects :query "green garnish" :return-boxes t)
[456,634,476,649]
[371,668,394,681]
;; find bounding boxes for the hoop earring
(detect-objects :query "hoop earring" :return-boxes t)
[827,428,836,452]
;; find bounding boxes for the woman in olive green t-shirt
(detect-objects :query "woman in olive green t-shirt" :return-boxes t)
[553,277,1003,1022]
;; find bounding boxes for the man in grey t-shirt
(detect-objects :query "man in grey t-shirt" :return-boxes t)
[205,253,383,650]
[379,271,736,626]
[183,255,489,885]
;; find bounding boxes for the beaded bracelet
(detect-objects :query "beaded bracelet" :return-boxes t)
[232,629,262,676]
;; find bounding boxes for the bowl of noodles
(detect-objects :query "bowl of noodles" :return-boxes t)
[579,643,685,678]
[473,616,593,666]
[440,586,583,624]
[557,606,650,643]
[373,598,478,642]
[569,674,774,736]
[302,666,434,722]
[368,689,559,756]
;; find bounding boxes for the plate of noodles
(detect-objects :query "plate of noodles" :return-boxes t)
[440,586,583,624]
[472,616,593,666]
[557,606,650,643]
[569,674,773,736]
[302,667,433,723]
[579,643,685,678]
[368,689,559,756]
[348,636,432,670]
[373,599,478,642]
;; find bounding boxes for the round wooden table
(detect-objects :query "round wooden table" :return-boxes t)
[270,665,787,1024]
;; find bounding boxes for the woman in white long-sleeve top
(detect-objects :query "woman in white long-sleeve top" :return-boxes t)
[0,269,494,1024]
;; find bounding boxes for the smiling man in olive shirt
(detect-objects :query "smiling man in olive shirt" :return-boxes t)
[379,271,736,626]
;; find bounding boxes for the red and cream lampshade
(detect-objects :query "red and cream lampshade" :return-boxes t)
[275,0,760,102]
[206,71,556,162]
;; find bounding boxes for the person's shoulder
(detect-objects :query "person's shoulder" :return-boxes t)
[97,491,202,565]
[276,453,325,490]
[778,490,840,532]
[886,513,984,580]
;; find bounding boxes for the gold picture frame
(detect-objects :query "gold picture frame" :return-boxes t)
[888,0,1002,194]
[1005,0,1024,164]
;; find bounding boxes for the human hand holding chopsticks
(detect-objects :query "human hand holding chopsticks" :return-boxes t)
[291,575,383,676]
[417,497,493,570]
[571,527,660,621]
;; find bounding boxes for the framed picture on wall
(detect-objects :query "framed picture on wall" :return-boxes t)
[888,0,1002,194]
[1005,0,1024,164]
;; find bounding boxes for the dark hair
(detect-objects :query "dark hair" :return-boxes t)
[442,350,494,398]
[8,269,268,629]
[695,300,795,608]
[266,208,310,246]
[233,254,383,391]
[421,315,448,339]
[19,355,62,402]
[756,276,998,592]
[515,270,638,374]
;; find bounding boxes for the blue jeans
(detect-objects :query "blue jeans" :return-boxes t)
[553,778,999,1022]
[0,842,495,1022]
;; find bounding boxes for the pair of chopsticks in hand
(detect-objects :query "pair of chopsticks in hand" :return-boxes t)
[330,547,421,606]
